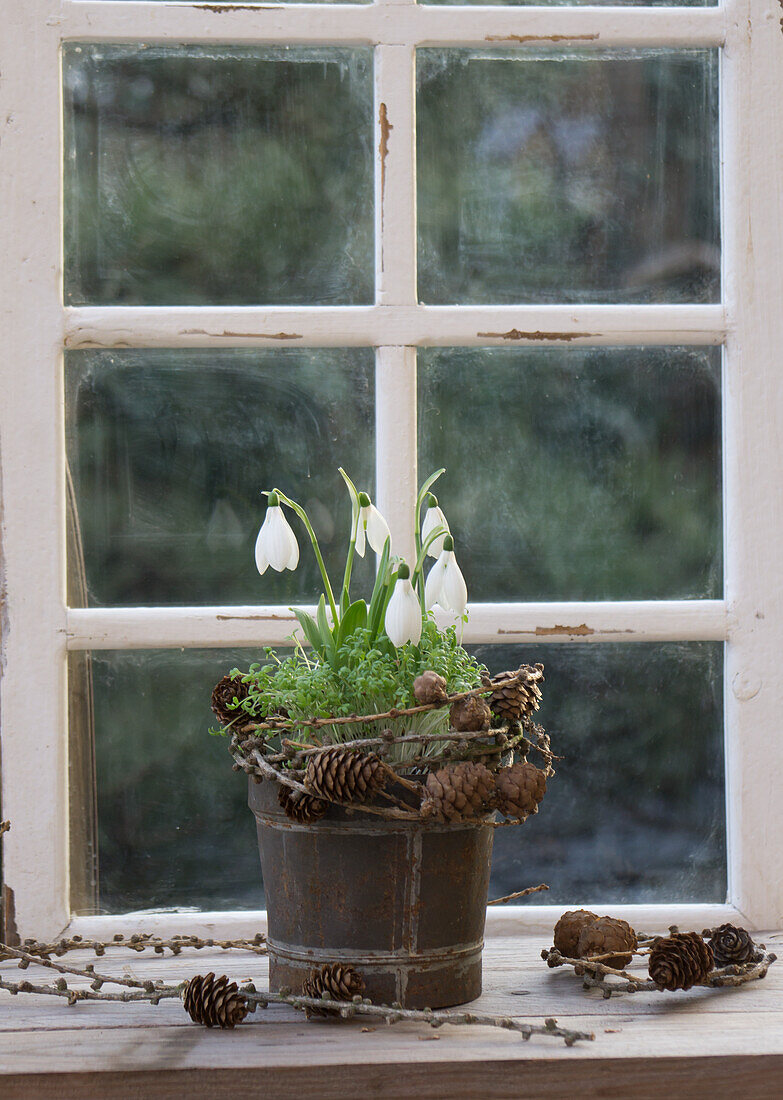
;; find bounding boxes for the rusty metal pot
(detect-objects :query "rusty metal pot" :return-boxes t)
[249,778,493,1009]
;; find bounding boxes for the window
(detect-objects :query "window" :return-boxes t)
[2,0,781,939]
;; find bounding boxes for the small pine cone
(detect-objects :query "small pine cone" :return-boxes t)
[450,695,491,732]
[489,664,544,724]
[414,670,448,705]
[211,674,250,727]
[183,972,249,1028]
[277,783,328,825]
[703,924,756,968]
[648,932,714,991]
[553,910,599,957]
[301,963,365,1018]
[422,761,496,822]
[577,917,638,969]
[305,746,385,805]
[495,761,547,819]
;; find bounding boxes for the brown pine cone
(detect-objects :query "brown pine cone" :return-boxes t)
[301,963,365,1018]
[183,972,249,1028]
[305,746,385,804]
[413,670,448,705]
[703,924,757,968]
[277,783,328,825]
[450,694,491,731]
[489,664,544,724]
[553,910,599,957]
[495,761,547,819]
[422,761,496,822]
[211,674,250,727]
[577,916,638,969]
[648,932,714,991]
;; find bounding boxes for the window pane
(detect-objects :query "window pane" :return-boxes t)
[65,348,375,606]
[419,346,721,601]
[64,45,373,305]
[478,642,726,904]
[418,50,719,304]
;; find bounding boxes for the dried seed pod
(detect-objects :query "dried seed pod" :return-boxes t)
[413,670,448,705]
[489,664,544,724]
[422,761,496,822]
[449,695,491,732]
[648,932,714,991]
[277,783,328,825]
[495,761,547,819]
[301,963,365,1018]
[577,917,638,969]
[210,675,250,727]
[553,910,599,957]
[182,973,249,1029]
[703,924,757,967]
[305,746,385,804]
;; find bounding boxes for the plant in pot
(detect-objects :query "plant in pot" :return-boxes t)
[210,469,555,1009]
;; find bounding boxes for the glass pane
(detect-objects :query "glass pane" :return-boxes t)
[70,648,264,914]
[418,50,719,304]
[479,642,726,904]
[66,348,375,607]
[419,346,721,601]
[64,44,373,305]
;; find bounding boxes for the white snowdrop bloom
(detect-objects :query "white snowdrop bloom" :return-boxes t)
[254,496,299,575]
[421,495,450,558]
[425,537,468,617]
[355,493,392,558]
[384,564,422,647]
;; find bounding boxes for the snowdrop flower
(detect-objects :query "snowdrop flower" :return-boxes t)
[355,492,392,558]
[255,493,299,575]
[424,536,468,617]
[421,494,450,558]
[384,562,422,647]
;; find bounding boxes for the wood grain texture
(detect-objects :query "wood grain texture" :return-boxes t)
[1,933,782,1097]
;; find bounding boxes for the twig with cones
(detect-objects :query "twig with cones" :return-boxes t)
[1,931,267,964]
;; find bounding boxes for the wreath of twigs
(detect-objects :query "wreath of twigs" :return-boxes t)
[542,925,777,999]
[228,669,557,825]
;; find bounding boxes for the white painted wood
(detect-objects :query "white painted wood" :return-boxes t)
[64,601,729,649]
[0,2,70,938]
[374,47,417,305]
[721,0,783,930]
[64,304,727,349]
[58,3,727,49]
[376,348,418,566]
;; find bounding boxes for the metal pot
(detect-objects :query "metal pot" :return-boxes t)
[249,778,493,1009]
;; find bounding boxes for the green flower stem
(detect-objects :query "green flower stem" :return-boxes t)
[413,468,445,605]
[411,524,448,609]
[272,488,339,625]
[338,468,362,614]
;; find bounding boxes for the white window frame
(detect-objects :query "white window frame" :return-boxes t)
[1,0,782,941]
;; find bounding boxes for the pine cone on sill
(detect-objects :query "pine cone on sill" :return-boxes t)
[495,761,547,819]
[703,924,757,968]
[305,745,386,805]
[183,972,249,1029]
[576,916,638,969]
[648,932,714,991]
[301,963,365,1018]
[278,783,328,825]
[422,761,496,822]
[553,910,599,958]
[211,674,250,727]
[489,664,544,724]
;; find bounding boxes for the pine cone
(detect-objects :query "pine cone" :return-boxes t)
[305,746,385,804]
[183,973,249,1028]
[703,924,757,967]
[211,674,250,727]
[422,761,496,822]
[489,664,544,724]
[450,695,491,731]
[495,762,547,819]
[277,783,328,825]
[648,932,714,991]
[577,917,638,969]
[553,910,599,957]
[301,963,365,1018]
[413,670,448,705]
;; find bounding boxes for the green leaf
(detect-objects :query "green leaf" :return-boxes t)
[337,598,368,648]
[415,468,446,517]
[367,536,392,638]
[292,609,325,658]
[317,594,337,667]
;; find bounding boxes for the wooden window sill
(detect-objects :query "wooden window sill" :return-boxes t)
[2,930,782,1099]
